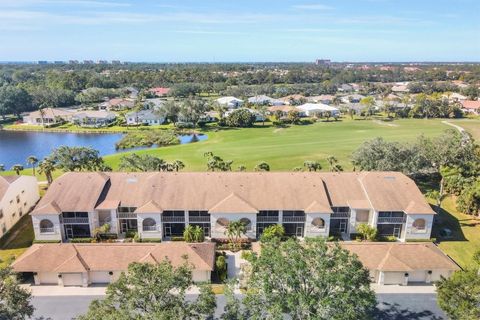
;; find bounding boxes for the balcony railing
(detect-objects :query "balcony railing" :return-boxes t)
[162,216,185,223]
[331,212,350,219]
[377,217,406,224]
[117,212,137,219]
[62,217,89,224]
[40,227,55,233]
[257,216,280,223]
[143,226,157,232]
[189,216,210,223]
[282,216,305,223]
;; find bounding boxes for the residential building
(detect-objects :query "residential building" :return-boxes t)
[72,111,116,128]
[296,103,340,117]
[216,96,243,109]
[461,100,480,115]
[224,108,265,122]
[267,105,295,117]
[279,94,306,105]
[12,242,215,286]
[149,87,171,97]
[341,94,365,104]
[22,108,75,126]
[99,98,134,111]
[125,110,165,126]
[0,176,39,239]
[32,172,434,243]
[248,95,284,106]
[307,95,335,105]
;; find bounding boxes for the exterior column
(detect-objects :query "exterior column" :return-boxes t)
[58,274,64,286]
[426,271,432,284]
[184,210,189,225]
[378,271,385,285]
[82,272,88,287]
[33,273,40,285]
[278,210,283,225]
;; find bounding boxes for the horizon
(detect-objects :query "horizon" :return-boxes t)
[1,0,479,62]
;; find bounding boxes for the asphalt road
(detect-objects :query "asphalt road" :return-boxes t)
[31,293,446,320]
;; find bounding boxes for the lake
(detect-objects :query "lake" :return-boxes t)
[0,130,207,168]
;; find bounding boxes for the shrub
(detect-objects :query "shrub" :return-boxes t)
[133,232,140,242]
[356,224,378,241]
[139,238,162,243]
[260,224,285,242]
[115,130,180,150]
[70,238,95,243]
[215,255,227,282]
[125,231,136,238]
[171,236,185,241]
[33,240,61,244]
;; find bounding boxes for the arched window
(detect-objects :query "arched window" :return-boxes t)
[215,218,230,231]
[311,218,325,230]
[240,218,252,231]
[412,219,426,230]
[39,219,54,233]
[142,218,157,231]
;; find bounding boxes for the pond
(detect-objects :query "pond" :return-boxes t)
[0,131,207,168]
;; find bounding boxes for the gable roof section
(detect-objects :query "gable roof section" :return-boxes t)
[135,200,163,214]
[304,200,333,213]
[12,243,216,273]
[33,201,62,215]
[32,172,109,215]
[209,193,258,214]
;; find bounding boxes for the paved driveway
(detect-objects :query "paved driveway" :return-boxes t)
[31,293,446,320]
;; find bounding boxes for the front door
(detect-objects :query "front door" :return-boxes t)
[65,226,73,239]
[164,226,172,237]
[393,225,401,238]
[120,222,127,233]
[339,221,347,233]
[296,226,304,237]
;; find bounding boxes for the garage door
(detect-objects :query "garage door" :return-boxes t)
[409,270,426,283]
[89,271,111,284]
[62,273,83,286]
[39,272,58,284]
[384,272,404,285]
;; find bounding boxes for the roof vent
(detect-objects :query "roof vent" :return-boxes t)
[384,176,396,180]
[126,178,138,184]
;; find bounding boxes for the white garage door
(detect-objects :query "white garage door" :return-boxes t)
[89,271,111,284]
[39,272,58,284]
[384,272,404,285]
[409,270,427,283]
[62,273,83,286]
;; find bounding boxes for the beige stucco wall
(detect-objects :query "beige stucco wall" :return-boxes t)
[304,213,330,237]
[210,213,257,239]
[0,176,39,238]
[32,214,62,241]
[403,214,434,241]
[137,212,162,239]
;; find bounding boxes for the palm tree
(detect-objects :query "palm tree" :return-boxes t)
[225,221,247,250]
[27,156,38,176]
[303,160,321,172]
[38,158,55,185]
[192,226,205,242]
[183,225,196,242]
[171,160,185,172]
[11,164,24,175]
[0,164,4,172]
[254,162,270,172]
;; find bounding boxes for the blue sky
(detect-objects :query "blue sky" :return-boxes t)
[0,0,479,62]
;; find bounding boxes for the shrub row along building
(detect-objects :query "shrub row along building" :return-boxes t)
[32,171,435,242]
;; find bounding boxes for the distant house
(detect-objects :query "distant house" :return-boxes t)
[391,85,409,93]
[461,100,480,115]
[279,94,306,105]
[225,108,265,122]
[296,103,340,117]
[307,95,335,105]
[341,94,365,104]
[443,92,467,102]
[0,175,39,239]
[149,87,171,97]
[216,96,243,109]
[22,108,75,126]
[267,105,295,117]
[99,98,134,111]
[338,84,354,92]
[72,111,116,128]
[125,110,165,126]
[248,95,284,106]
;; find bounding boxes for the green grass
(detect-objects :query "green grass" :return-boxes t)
[4,122,175,133]
[0,215,34,267]
[432,196,480,269]
[104,118,457,171]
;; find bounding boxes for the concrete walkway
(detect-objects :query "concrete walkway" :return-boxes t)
[372,284,436,294]
[225,250,246,278]
[442,120,465,133]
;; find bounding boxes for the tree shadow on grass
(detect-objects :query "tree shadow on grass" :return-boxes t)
[374,302,444,320]
[431,205,467,243]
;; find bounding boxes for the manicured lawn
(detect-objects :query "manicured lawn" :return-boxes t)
[0,214,34,267]
[432,196,480,269]
[449,118,480,140]
[104,118,455,171]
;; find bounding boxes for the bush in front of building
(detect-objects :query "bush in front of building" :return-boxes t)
[139,238,162,243]
[70,238,95,243]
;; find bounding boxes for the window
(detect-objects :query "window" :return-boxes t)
[1,223,6,234]
[0,210,3,219]
[142,218,157,231]
[16,196,20,204]
[412,219,426,231]
[240,218,252,231]
[39,219,54,233]
[356,210,370,223]
[215,218,229,230]
[19,208,23,217]
[311,218,326,230]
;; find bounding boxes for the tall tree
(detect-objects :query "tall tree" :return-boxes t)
[157,100,180,126]
[78,261,216,320]
[303,160,321,172]
[327,156,343,172]
[254,162,270,172]
[179,99,210,129]
[38,158,55,185]
[11,164,23,175]
[0,266,35,320]
[26,156,38,176]
[50,146,111,172]
[225,221,247,251]
[238,238,376,320]
[0,85,32,119]
[437,269,480,320]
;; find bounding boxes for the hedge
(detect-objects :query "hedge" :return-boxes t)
[70,238,95,243]
[33,240,61,244]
